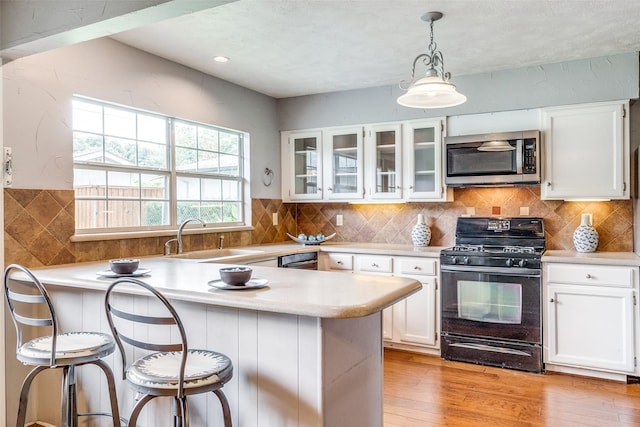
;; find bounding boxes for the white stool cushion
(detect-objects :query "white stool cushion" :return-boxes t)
[17,332,114,365]
[127,349,231,390]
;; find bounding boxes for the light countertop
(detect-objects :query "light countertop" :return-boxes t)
[542,250,640,267]
[19,256,422,319]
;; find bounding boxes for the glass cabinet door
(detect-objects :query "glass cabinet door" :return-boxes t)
[368,124,401,200]
[324,127,363,200]
[289,131,322,200]
[403,119,445,200]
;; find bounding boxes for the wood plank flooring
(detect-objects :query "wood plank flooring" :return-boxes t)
[384,349,640,426]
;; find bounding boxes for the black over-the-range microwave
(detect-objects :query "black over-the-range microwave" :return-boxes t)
[444,130,541,187]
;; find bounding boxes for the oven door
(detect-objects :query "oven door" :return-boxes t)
[440,265,541,344]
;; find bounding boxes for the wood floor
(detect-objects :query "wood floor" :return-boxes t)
[384,349,640,426]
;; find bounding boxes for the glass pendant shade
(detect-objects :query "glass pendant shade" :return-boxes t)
[397,75,467,108]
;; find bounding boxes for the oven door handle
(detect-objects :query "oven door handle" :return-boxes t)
[440,264,540,277]
[449,342,533,357]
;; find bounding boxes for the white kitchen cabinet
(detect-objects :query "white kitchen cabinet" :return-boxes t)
[365,123,402,200]
[281,117,451,203]
[355,254,394,340]
[391,257,439,349]
[403,118,452,202]
[541,101,629,200]
[544,263,638,378]
[323,127,364,200]
[319,252,354,273]
[281,130,323,201]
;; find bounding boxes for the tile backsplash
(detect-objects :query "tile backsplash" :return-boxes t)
[4,186,633,267]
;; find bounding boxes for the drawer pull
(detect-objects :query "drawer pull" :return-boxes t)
[586,274,592,279]
[371,263,379,268]
[413,266,421,270]
[337,260,343,265]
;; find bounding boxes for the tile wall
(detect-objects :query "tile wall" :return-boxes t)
[4,186,633,268]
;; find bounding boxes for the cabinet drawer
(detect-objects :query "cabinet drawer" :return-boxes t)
[326,253,353,271]
[357,255,393,274]
[546,263,635,288]
[396,257,437,276]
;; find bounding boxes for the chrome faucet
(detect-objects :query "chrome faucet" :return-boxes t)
[218,235,225,250]
[174,218,206,254]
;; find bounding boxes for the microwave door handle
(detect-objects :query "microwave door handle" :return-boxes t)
[516,139,523,174]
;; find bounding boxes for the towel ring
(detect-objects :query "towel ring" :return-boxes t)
[262,168,274,187]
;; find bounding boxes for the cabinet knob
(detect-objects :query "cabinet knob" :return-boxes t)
[546,182,552,187]
[337,260,343,265]
[550,298,555,303]
[372,263,379,268]
[409,185,414,190]
[413,266,421,270]
[586,273,592,279]
[328,187,333,191]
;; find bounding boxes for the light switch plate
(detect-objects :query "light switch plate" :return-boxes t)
[272,212,278,226]
[336,214,343,226]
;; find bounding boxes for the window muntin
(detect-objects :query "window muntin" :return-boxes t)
[72,98,246,233]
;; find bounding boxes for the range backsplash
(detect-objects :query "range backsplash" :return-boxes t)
[4,186,632,267]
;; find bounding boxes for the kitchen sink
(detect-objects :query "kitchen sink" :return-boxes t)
[170,248,264,260]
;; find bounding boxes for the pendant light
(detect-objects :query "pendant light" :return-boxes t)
[397,12,466,109]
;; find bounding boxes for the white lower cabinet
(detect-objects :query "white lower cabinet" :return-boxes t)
[355,255,395,340]
[352,254,439,353]
[544,263,638,379]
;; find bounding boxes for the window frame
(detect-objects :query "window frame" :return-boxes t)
[72,96,251,237]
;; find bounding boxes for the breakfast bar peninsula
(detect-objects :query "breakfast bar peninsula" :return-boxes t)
[6,257,421,427]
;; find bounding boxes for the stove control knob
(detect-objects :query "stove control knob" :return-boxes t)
[518,259,527,268]
[505,258,514,267]
[451,256,458,264]
[461,257,470,265]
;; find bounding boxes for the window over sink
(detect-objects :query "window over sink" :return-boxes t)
[72,97,250,234]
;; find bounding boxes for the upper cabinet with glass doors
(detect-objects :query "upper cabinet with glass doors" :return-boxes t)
[366,124,402,200]
[403,119,452,201]
[281,118,451,203]
[281,131,323,201]
[323,127,364,200]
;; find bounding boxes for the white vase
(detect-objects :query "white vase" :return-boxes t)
[573,213,599,253]
[411,214,431,247]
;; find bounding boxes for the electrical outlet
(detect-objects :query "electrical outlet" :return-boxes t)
[466,207,475,216]
[272,212,278,226]
[336,214,343,226]
[4,147,12,187]
[520,207,530,216]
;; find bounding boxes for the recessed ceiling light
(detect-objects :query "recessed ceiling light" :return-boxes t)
[213,56,229,63]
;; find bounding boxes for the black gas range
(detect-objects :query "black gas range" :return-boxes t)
[439,217,546,373]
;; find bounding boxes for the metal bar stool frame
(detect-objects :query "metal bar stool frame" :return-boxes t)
[104,278,233,427]
[4,264,122,427]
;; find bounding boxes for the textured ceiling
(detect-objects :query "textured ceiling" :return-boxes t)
[111,0,640,99]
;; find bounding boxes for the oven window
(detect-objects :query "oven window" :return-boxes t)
[457,280,522,324]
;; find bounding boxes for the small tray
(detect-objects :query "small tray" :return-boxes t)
[286,232,336,246]
[97,268,151,278]
[208,278,268,291]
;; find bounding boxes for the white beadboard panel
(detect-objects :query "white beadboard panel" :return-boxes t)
[298,315,322,426]
[238,310,259,427]
[256,312,303,426]
[30,286,384,426]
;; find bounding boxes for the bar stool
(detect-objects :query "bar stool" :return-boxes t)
[104,277,233,427]
[3,264,121,427]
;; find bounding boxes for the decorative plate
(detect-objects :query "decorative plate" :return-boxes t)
[286,233,336,246]
[208,278,269,291]
[96,268,151,278]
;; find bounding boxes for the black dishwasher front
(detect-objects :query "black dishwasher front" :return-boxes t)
[277,252,318,270]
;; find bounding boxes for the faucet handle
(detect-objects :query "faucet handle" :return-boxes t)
[219,235,225,250]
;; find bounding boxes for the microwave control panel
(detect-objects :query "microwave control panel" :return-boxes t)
[522,138,537,174]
